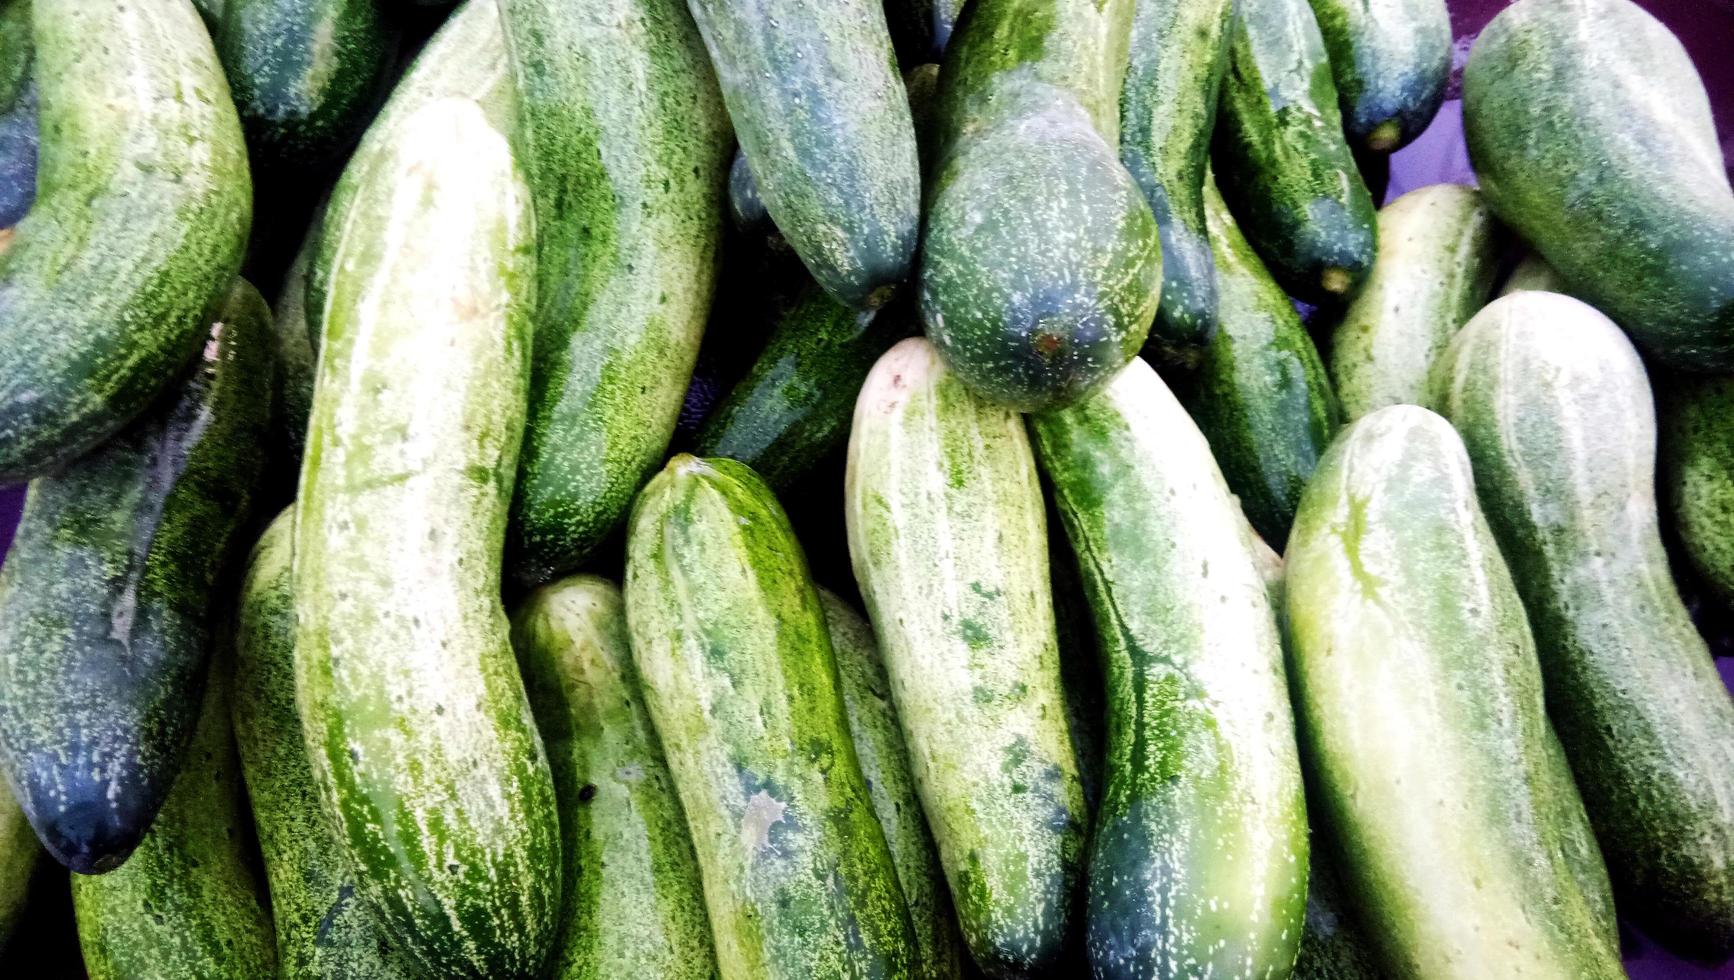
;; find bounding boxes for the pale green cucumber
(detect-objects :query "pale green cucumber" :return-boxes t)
[1498,252,1568,297]
[1663,374,1734,610]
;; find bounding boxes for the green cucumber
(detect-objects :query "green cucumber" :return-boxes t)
[500,0,735,585]
[192,0,224,30]
[0,0,251,480]
[1498,252,1568,298]
[920,0,1161,410]
[294,95,560,978]
[1463,0,1734,370]
[1048,519,1105,813]
[1031,357,1308,979]
[511,576,719,980]
[1284,404,1622,979]
[1291,858,1381,980]
[1307,0,1451,152]
[0,279,272,874]
[0,0,28,115]
[0,1,34,231]
[0,787,39,949]
[623,455,917,979]
[1213,0,1378,303]
[1174,178,1338,549]
[845,337,1087,976]
[1118,0,1233,366]
[686,0,917,309]
[1663,375,1734,610]
[1328,183,1500,421]
[233,511,419,980]
[1431,291,1734,957]
[72,653,276,980]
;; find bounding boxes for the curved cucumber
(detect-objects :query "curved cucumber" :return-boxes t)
[1328,183,1500,421]
[1663,375,1734,610]
[1030,357,1308,979]
[0,0,251,480]
[1307,0,1450,152]
[623,455,917,980]
[1431,291,1734,958]
[294,96,560,978]
[845,337,1087,976]
[1284,405,1622,979]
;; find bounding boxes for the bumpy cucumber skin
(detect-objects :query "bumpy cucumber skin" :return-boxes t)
[73,655,276,980]
[1463,0,1734,371]
[511,577,719,980]
[623,456,918,980]
[1119,0,1233,366]
[295,98,560,979]
[233,512,420,980]
[1213,0,1377,304]
[1664,375,1734,610]
[1328,184,1500,422]
[1176,180,1337,550]
[0,280,272,875]
[1432,292,1734,958]
[0,0,251,480]
[500,0,734,586]
[1032,358,1308,980]
[845,338,1087,977]
[1284,405,1623,980]
[1307,0,1450,153]
[1290,858,1381,980]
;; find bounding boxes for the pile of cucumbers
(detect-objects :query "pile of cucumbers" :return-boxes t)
[0,0,1731,976]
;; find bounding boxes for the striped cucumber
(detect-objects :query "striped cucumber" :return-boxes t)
[1284,405,1622,979]
[1499,252,1569,298]
[1328,183,1500,421]
[0,0,251,480]
[1431,291,1734,957]
[845,337,1087,976]
[1307,0,1451,152]
[1663,375,1734,610]
[1031,357,1308,979]
[294,96,560,977]
[623,455,917,979]
[500,0,735,585]
[0,279,272,874]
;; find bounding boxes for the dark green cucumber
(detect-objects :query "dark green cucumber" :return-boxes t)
[1174,178,1338,549]
[1213,0,1378,303]
[0,785,39,949]
[1291,858,1381,980]
[233,511,419,980]
[500,0,735,585]
[623,455,917,979]
[1118,0,1233,366]
[1307,0,1450,152]
[1464,0,1734,370]
[72,652,276,980]
[1663,375,1734,610]
[0,279,272,874]
[0,0,27,115]
[0,0,252,480]
[512,576,719,980]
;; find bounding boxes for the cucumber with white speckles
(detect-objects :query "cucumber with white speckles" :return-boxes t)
[846,337,1087,976]
[294,95,561,978]
[1663,374,1734,611]
[624,455,917,980]
[1307,0,1450,153]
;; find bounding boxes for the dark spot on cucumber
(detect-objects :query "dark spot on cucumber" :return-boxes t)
[578,784,597,803]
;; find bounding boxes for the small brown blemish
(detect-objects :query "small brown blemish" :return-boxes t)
[1033,332,1064,358]
[577,784,597,803]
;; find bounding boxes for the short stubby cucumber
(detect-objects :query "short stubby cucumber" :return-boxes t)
[0,0,251,480]
[1284,405,1623,979]
[845,338,1087,976]
[1431,291,1734,958]
[1307,0,1451,152]
[1328,183,1500,421]
[623,456,918,979]
[1663,374,1734,610]
[294,96,561,978]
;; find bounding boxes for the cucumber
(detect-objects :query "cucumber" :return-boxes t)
[623,455,917,979]
[0,279,272,874]
[233,511,420,980]
[1291,858,1381,980]
[1031,357,1308,979]
[1327,183,1500,421]
[72,652,276,980]
[1213,0,1378,303]
[819,588,969,980]
[1663,375,1734,611]
[1118,0,1233,367]
[920,0,1162,410]
[845,337,1087,976]
[216,0,400,170]
[272,205,320,473]
[1307,0,1450,153]
[0,0,251,480]
[1498,252,1568,298]
[500,0,735,585]
[1284,405,1623,979]
[511,576,719,980]
[685,0,918,309]
[1463,0,1734,371]
[294,96,561,978]
[0,786,39,949]
[1174,178,1338,549]
[1431,291,1734,958]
